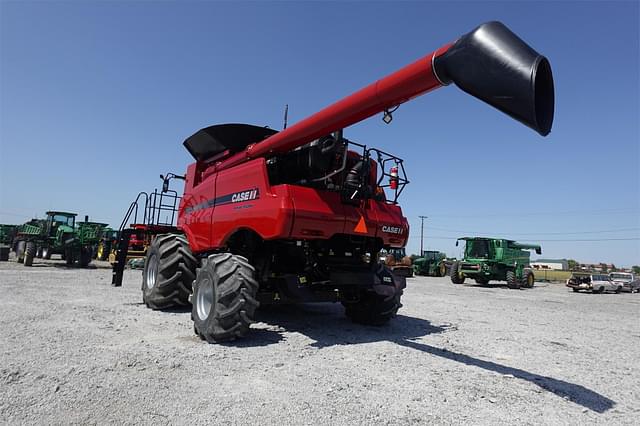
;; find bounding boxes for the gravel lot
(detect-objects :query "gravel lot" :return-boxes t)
[1,257,639,425]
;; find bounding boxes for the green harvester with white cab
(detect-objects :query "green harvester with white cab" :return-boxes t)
[450,237,541,289]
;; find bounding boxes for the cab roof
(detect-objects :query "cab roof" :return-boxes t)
[183,123,278,162]
[46,211,77,217]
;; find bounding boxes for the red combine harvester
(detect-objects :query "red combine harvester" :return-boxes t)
[112,21,554,342]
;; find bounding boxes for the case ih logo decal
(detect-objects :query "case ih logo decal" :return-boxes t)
[231,189,259,203]
[382,225,403,235]
[184,188,260,214]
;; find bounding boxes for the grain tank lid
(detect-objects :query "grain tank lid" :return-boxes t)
[183,123,279,161]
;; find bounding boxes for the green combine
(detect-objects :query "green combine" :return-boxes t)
[450,237,541,289]
[13,211,106,267]
[413,250,449,277]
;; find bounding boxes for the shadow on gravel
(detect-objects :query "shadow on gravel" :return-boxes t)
[255,303,615,413]
[399,340,615,413]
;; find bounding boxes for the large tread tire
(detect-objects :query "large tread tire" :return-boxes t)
[79,247,92,268]
[342,265,403,326]
[450,261,465,284]
[506,270,520,289]
[24,242,36,267]
[36,247,43,258]
[438,262,447,277]
[142,234,197,310]
[98,241,111,261]
[16,241,25,263]
[522,269,535,288]
[192,253,259,342]
[42,246,52,260]
[65,248,75,266]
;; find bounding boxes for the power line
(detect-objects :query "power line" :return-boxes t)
[421,226,640,236]
[408,235,640,242]
[423,208,639,219]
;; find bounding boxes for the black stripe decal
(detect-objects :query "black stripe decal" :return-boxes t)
[184,188,259,215]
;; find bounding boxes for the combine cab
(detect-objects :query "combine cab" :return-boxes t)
[114,21,554,342]
[450,237,542,289]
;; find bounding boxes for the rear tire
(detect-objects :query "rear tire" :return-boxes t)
[450,262,465,284]
[506,270,520,289]
[79,247,92,268]
[97,241,110,261]
[36,247,43,258]
[192,253,259,342]
[24,242,36,267]
[438,262,447,277]
[142,234,197,310]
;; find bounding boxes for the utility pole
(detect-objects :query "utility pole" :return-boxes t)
[419,215,428,255]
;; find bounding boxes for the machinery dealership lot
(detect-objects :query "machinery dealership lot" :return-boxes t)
[1,260,638,424]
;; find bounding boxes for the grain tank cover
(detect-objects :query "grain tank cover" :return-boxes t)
[183,123,278,161]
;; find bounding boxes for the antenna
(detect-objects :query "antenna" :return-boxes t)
[283,104,289,129]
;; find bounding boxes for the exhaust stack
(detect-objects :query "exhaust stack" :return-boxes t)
[433,21,554,136]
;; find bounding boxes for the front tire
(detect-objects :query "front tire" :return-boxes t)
[522,270,535,288]
[42,246,52,260]
[450,262,465,284]
[142,234,197,310]
[192,253,259,342]
[506,270,520,289]
[65,248,75,266]
[24,242,36,267]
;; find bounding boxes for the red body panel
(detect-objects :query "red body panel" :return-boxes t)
[178,160,408,253]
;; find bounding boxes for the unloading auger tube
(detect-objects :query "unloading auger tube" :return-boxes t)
[213,21,554,172]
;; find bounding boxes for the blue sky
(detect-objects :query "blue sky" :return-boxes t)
[1,1,638,266]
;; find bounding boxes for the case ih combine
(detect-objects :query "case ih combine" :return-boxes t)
[112,21,554,342]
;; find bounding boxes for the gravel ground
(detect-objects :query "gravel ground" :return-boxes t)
[1,257,639,425]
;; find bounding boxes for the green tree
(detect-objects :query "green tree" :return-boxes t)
[567,259,578,270]
[600,263,608,273]
[632,265,640,274]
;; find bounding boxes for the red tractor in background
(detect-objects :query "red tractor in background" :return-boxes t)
[112,21,554,342]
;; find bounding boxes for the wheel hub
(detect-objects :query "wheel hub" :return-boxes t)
[146,254,158,289]
[196,277,214,321]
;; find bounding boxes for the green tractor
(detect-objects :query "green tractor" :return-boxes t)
[63,219,107,267]
[450,237,541,289]
[13,211,106,267]
[0,224,18,261]
[413,250,449,277]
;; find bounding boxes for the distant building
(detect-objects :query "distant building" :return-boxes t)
[531,259,569,271]
[577,262,616,272]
